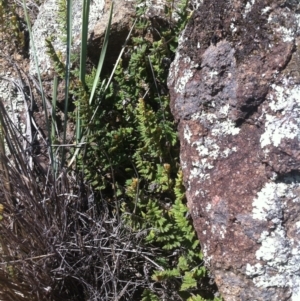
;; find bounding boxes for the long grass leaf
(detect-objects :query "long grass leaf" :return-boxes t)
[68,4,113,168]
[68,15,137,167]
[51,76,58,140]
[89,2,113,105]
[51,75,58,173]
[67,19,137,168]
[80,0,90,85]
[61,0,73,169]
[76,0,91,144]
[89,18,137,124]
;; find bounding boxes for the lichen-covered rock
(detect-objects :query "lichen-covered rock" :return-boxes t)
[168,1,300,300]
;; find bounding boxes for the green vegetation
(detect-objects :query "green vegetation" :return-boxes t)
[0,0,221,300]
[0,0,25,48]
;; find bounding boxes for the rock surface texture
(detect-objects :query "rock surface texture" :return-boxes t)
[168,1,300,300]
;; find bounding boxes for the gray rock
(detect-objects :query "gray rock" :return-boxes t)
[168,0,300,300]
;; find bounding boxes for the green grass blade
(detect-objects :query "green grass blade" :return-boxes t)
[68,13,137,169]
[80,0,90,86]
[51,76,58,141]
[69,3,113,168]
[88,2,113,105]
[89,18,137,124]
[61,0,73,169]
[76,0,91,144]
[51,75,58,173]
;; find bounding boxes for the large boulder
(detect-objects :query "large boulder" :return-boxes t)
[168,1,300,300]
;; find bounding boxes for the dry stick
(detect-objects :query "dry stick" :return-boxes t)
[0,253,55,264]
[115,280,131,301]
[112,240,132,277]
[141,253,164,271]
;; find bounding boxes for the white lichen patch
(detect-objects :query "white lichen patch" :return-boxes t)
[296,221,300,233]
[260,114,298,147]
[202,243,213,265]
[190,0,203,10]
[297,14,300,35]
[180,153,187,167]
[221,147,237,158]
[168,25,200,95]
[267,9,300,43]
[172,55,196,94]
[261,6,271,15]
[256,226,289,264]
[193,205,200,217]
[220,224,227,239]
[246,263,265,276]
[230,21,237,33]
[277,26,295,43]
[193,138,220,159]
[248,181,300,300]
[187,107,239,184]
[190,159,213,180]
[184,124,192,143]
[260,82,300,148]
[219,104,230,117]
[252,182,291,221]
[243,0,255,18]
[206,203,212,212]
[268,82,300,112]
[211,120,240,136]
[209,70,218,79]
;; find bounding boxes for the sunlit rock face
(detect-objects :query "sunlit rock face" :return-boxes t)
[168,1,300,300]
